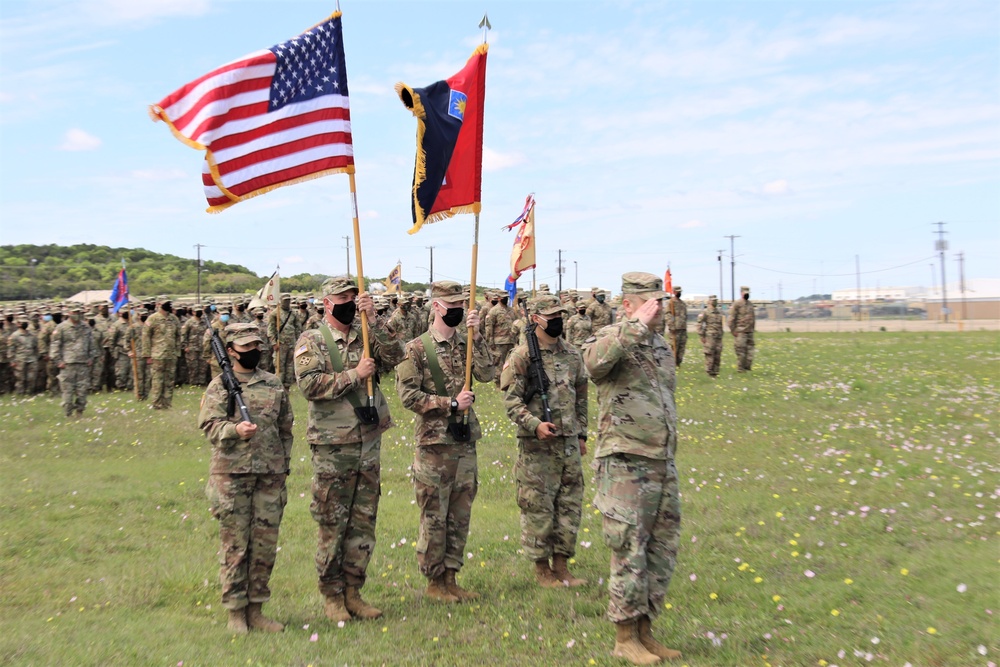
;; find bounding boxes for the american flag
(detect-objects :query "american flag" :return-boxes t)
[151,13,353,213]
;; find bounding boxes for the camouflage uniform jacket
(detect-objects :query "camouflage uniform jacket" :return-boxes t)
[142,311,182,359]
[38,320,56,359]
[50,320,97,364]
[388,307,413,341]
[294,319,405,445]
[9,328,39,362]
[668,298,688,332]
[305,311,323,331]
[198,368,293,474]
[500,338,588,439]
[485,304,517,345]
[582,318,677,461]
[109,319,129,355]
[395,327,494,446]
[728,299,755,334]
[93,314,113,349]
[267,308,300,346]
[181,317,207,353]
[697,306,724,339]
[566,313,593,347]
[586,301,613,329]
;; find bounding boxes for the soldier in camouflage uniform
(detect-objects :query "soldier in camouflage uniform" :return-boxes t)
[485,292,517,384]
[294,277,404,623]
[50,304,97,417]
[251,307,273,373]
[566,302,593,348]
[697,295,724,377]
[142,297,182,409]
[198,323,293,635]
[0,316,12,394]
[131,312,149,399]
[727,286,756,372]
[500,295,589,589]
[109,310,133,390]
[388,296,416,344]
[182,308,208,386]
[395,281,494,603]
[35,310,55,394]
[667,285,688,366]
[582,272,682,665]
[204,311,228,381]
[87,303,112,391]
[268,293,300,389]
[586,290,613,330]
[9,316,39,395]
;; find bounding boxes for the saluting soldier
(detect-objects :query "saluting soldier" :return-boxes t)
[500,294,589,589]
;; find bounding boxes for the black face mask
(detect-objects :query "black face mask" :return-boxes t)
[234,347,261,370]
[256,314,264,321]
[542,317,564,338]
[491,300,498,306]
[19,323,28,330]
[162,303,173,313]
[578,308,586,315]
[441,307,464,327]
[53,313,63,324]
[596,295,605,303]
[743,294,750,300]
[331,301,357,326]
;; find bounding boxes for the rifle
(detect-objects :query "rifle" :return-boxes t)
[521,303,553,423]
[209,329,252,423]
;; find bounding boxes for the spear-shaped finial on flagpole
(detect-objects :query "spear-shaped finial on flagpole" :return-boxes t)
[479,12,491,44]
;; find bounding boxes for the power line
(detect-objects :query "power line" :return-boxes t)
[738,255,936,277]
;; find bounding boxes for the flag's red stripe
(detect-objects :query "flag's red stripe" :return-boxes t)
[173,79,273,139]
[226,156,353,196]
[215,132,353,177]
[158,52,273,109]
[210,106,352,151]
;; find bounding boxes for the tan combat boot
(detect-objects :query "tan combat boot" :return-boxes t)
[551,555,587,587]
[535,560,564,589]
[425,574,459,603]
[345,586,383,619]
[444,569,480,602]
[637,615,681,661]
[227,608,248,635]
[612,619,661,665]
[246,602,284,633]
[324,592,351,623]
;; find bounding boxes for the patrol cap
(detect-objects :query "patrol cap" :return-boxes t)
[538,283,550,293]
[321,277,358,297]
[280,292,292,300]
[67,302,84,313]
[740,285,750,293]
[223,323,264,347]
[529,294,569,316]
[673,285,682,292]
[430,280,466,304]
[709,294,718,300]
[621,272,667,298]
[591,286,601,292]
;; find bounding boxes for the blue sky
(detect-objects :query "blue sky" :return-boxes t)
[1,0,997,300]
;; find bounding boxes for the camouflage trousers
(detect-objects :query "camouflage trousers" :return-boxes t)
[208,473,288,610]
[134,358,148,400]
[59,363,90,416]
[175,351,188,386]
[701,335,723,377]
[114,353,134,390]
[45,358,59,395]
[0,363,8,394]
[33,357,48,394]
[275,345,295,387]
[12,361,37,395]
[413,442,478,579]
[90,351,105,391]
[148,357,176,408]
[515,437,584,562]
[593,454,681,623]
[310,435,381,597]
[733,332,755,371]
[670,330,688,366]
[186,351,206,386]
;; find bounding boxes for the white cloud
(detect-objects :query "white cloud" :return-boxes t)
[484,146,525,171]
[81,0,211,26]
[678,219,705,229]
[762,180,790,195]
[58,128,102,151]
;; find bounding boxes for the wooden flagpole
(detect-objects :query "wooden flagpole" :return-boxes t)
[463,213,481,396]
[348,171,376,410]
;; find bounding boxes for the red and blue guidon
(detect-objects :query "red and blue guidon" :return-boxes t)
[110,268,129,313]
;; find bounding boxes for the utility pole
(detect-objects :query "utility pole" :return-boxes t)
[724,235,740,303]
[717,249,724,299]
[957,251,967,321]
[426,246,435,283]
[573,260,578,290]
[933,222,948,322]
[194,243,205,304]
[343,235,351,279]
[557,249,564,292]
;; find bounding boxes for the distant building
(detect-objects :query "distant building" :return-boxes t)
[831,286,922,302]
[924,279,1000,321]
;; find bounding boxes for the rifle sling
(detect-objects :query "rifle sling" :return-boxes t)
[320,324,367,412]
[420,332,460,425]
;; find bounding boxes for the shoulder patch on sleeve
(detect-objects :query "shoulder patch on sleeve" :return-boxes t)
[295,344,308,356]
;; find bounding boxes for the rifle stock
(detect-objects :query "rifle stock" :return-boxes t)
[521,303,553,423]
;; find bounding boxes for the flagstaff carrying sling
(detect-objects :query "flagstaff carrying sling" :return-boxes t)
[420,332,470,442]
[320,324,380,425]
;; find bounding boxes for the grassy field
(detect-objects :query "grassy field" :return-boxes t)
[2,332,997,667]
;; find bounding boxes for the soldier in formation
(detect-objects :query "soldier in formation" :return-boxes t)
[396,281,494,603]
[667,285,688,365]
[500,294,589,589]
[697,295,724,377]
[50,304,97,418]
[582,272,682,665]
[9,316,39,395]
[485,290,517,383]
[728,285,756,371]
[566,300,593,348]
[198,323,293,635]
[142,296,182,409]
[294,277,405,623]
[268,293,300,389]
[586,288,613,329]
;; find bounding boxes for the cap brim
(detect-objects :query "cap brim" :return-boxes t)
[438,295,467,304]
[635,289,668,299]
[538,305,569,316]
[232,334,264,346]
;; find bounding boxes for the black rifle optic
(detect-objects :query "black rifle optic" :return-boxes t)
[522,303,553,423]
[209,329,252,423]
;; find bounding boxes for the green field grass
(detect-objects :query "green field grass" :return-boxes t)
[2,332,997,666]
